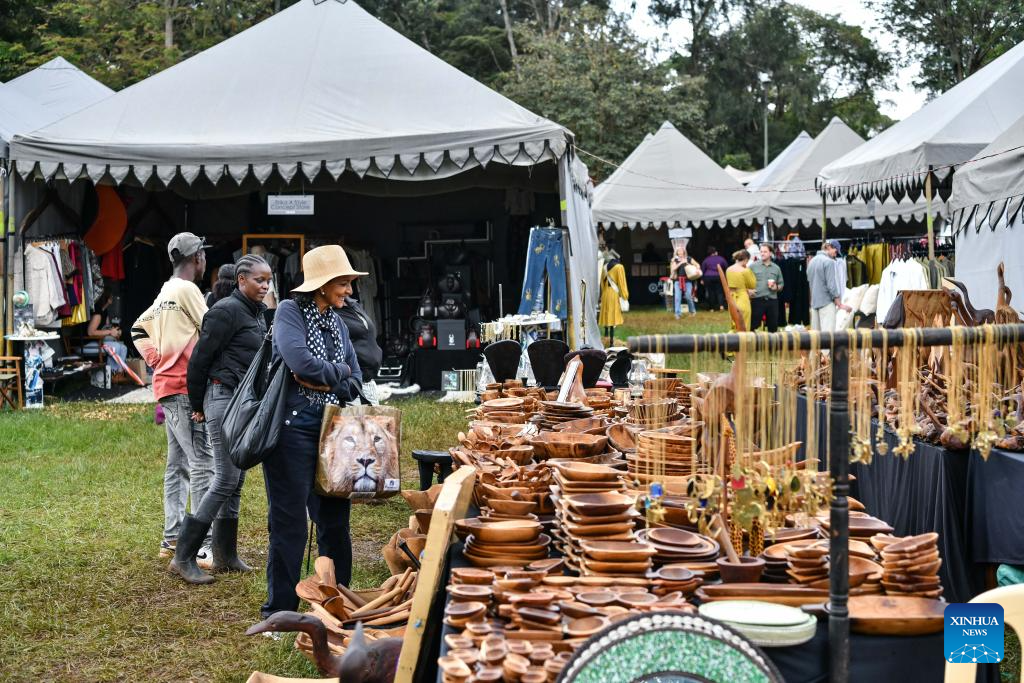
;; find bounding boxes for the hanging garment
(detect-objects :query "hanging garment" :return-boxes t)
[862,243,888,284]
[599,260,629,328]
[348,248,381,332]
[24,244,67,326]
[518,227,568,319]
[101,246,125,280]
[876,259,930,323]
[777,258,810,326]
[834,256,848,293]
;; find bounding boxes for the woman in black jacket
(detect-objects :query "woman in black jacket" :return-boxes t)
[174,254,271,584]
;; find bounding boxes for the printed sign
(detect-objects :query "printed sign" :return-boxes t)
[944,603,1004,664]
[852,218,874,230]
[267,195,314,215]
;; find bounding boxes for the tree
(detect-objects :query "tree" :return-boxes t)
[689,2,892,165]
[647,0,734,74]
[869,0,1024,94]
[498,7,707,179]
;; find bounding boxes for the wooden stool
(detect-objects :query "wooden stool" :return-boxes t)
[0,356,24,410]
[411,449,453,491]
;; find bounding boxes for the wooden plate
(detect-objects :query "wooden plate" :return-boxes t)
[582,559,652,573]
[826,595,945,635]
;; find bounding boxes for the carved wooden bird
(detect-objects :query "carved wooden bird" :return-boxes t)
[246,612,402,683]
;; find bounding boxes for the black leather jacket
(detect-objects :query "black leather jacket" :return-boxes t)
[187,288,267,412]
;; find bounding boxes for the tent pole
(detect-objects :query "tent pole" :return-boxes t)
[925,169,935,261]
[821,194,827,243]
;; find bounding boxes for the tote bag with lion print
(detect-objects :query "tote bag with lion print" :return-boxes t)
[316,404,402,499]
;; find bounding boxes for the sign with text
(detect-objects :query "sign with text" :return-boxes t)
[944,603,1004,664]
[852,218,874,230]
[267,195,314,215]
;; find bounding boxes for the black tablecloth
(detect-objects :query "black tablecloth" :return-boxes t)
[768,620,944,683]
[967,447,1024,565]
[852,430,985,604]
[405,348,482,390]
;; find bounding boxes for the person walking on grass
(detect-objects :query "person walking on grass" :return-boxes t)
[749,244,784,332]
[131,232,214,570]
[669,245,698,319]
[807,239,851,332]
[701,246,728,311]
[176,255,272,584]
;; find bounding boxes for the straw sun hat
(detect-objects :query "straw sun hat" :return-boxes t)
[291,245,368,293]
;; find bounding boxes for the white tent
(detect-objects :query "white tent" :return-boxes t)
[592,121,762,229]
[949,112,1024,311]
[818,40,1024,202]
[0,57,112,159]
[745,131,812,192]
[724,165,760,185]
[10,0,570,186]
[7,0,600,347]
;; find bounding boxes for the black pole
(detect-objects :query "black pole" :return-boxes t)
[627,324,1024,354]
[828,345,850,683]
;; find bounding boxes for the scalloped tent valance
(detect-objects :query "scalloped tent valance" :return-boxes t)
[592,121,764,229]
[8,0,571,187]
[817,40,1024,202]
[950,111,1024,235]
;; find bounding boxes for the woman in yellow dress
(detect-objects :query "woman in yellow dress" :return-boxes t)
[599,253,629,344]
[726,250,756,331]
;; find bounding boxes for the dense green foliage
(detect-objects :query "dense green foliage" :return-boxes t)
[0,0,1017,178]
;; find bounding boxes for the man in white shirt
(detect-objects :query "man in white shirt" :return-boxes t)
[744,238,759,262]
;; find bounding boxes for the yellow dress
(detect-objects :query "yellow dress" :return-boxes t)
[599,262,629,327]
[726,266,756,331]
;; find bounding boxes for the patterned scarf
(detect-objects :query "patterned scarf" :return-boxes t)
[299,299,345,406]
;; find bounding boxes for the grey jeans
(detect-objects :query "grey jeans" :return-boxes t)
[193,383,246,523]
[160,393,214,543]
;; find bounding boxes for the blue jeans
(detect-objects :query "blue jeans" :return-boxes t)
[194,383,245,522]
[518,227,568,319]
[261,402,352,615]
[674,279,696,315]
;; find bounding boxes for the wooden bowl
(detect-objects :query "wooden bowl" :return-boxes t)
[472,519,542,544]
[530,432,609,459]
[647,527,701,548]
[451,568,495,585]
[566,615,610,638]
[579,540,656,562]
[577,590,616,607]
[528,558,566,574]
[617,592,659,608]
[606,423,639,453]
[552,461,621,482]
[565,491,636,517]
[716,556,766,583]
[449,584,494,602]
[487,498,538,516]
[414,509,433,534]
[445,601,487,627]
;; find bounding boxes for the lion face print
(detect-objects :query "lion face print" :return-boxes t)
[322,415,398,495]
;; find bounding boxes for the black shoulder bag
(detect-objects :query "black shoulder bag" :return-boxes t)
[222,326,287,469]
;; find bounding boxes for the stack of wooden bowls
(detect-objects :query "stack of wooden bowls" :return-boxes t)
[552,491,638,572]
[635,527,720,568]
[473,462,553,516]
[626,398,682,429]
[875,532,943,598]
[578,539,655,577]
[584,388,615,414]
[784,544,829,587]
[536,401,595,430]
[649,564,704,597]
[475,397,530,424]
[628,427,697,485]
[642,378,680,400]
[459,519,550,569]
[552,416,609,435]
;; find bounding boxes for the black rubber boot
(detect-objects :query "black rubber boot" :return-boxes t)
[212,518,252,573]
[170,515,215,584]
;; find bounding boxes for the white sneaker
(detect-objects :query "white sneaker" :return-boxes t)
[158,540,176,559]
[197,546,213,570]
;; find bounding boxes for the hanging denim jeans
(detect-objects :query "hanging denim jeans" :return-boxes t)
[518,227,568,319]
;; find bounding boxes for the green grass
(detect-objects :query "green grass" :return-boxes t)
[0,397,467,682]
[614,306,733,374]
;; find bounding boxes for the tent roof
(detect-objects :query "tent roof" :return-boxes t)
[764,118,867,226]
[592,121,761,229]
[1,57,112,158]
[818,40,1024,201]
[949,111,1024,231]
[9,0,570,187]
[724,164,760,185]
[744,131,812,192]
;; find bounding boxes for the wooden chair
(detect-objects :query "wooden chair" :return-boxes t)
[0,356,24,410]
[944,584,1024,682]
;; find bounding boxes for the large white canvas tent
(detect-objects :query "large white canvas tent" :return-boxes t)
[818,40,1024,202]
[0,57,112,159]
[7,0,600,348]
[745,131,812,192]
[592,121,763,229]
[949,112,1024,311]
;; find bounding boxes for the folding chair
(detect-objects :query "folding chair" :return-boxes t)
[0,356,24,410]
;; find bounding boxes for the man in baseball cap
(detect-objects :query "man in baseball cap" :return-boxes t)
[132,231,215,572]
[806,238,850,332]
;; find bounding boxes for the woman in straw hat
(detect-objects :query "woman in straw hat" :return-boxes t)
[260,245,367,618]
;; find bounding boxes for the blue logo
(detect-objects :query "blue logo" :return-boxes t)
[944,603,1004,664]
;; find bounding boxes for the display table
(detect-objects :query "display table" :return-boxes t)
[967,447,1024,565]
[405,348,482,390]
